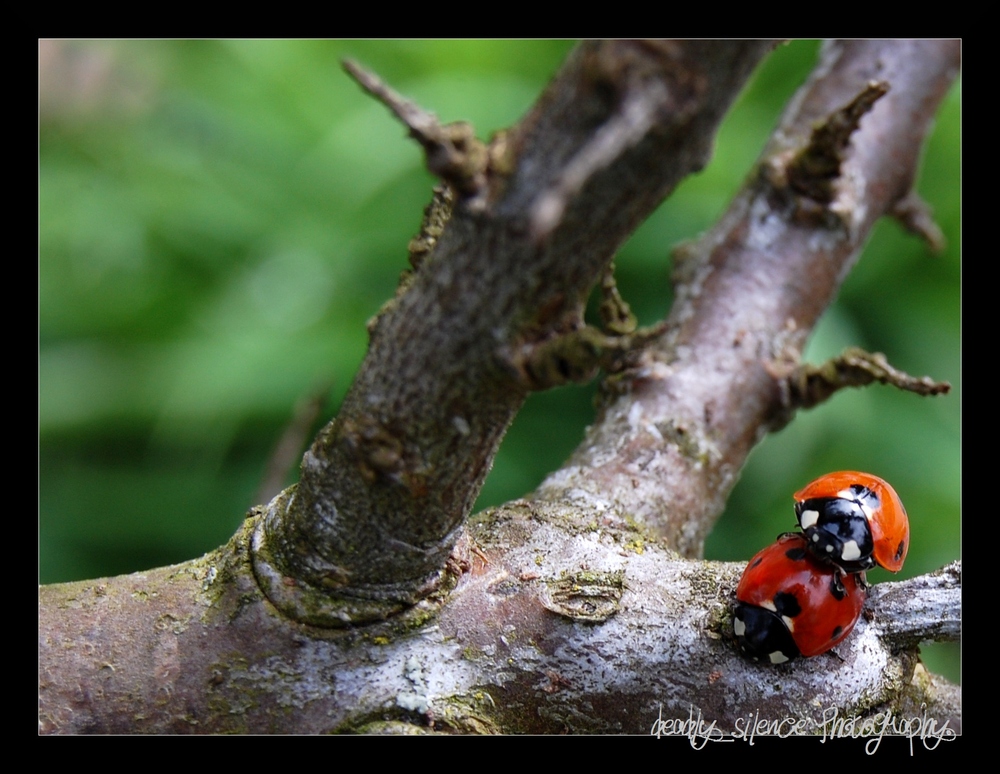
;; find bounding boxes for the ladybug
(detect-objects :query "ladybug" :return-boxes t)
[794,471,909,573]
[733,533,866,664]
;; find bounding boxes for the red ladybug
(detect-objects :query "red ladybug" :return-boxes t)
[793,471,909,573]
[733,533,866,664]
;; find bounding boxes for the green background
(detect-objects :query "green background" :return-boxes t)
[39,41,960,682]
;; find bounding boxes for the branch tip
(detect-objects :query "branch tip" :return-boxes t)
[779,346,950,415]
[342,58,488,197]
[342,58,434,135]
[891,190,948,253]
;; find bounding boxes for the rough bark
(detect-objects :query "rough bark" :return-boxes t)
[252,41,777,625]
[39,40,961,736]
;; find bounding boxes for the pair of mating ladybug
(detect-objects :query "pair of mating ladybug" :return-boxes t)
[733,471,909,664]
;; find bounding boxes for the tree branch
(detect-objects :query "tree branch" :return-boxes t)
[535,40,959,557]
[38,513,961,733]
[252,40,777,625]
[39,40,960,735]
[775,346,950,423]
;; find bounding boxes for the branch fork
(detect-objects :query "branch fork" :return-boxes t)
[39,41,960,733]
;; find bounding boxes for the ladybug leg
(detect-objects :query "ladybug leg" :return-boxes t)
[830,571,847,598]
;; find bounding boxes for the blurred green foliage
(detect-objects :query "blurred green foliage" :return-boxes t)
[39,41,959,682]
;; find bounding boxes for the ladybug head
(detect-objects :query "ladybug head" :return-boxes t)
[796,497,876,574]
[733,603,800,664]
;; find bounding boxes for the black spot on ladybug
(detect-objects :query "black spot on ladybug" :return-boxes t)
[772,591,802,619]
[749,557,763,569]
[894,540,905,562]
[831,625,843,639]
[784,546,807,561]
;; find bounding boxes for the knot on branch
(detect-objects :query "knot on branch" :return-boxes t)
[539,570,625,622]
[763,80,891,231]
[772,347,950,421]
[786,80,889,204]
[343,59,490,199]
[504,261,663,391]
[506,321,667,392]
[340,415,431,498]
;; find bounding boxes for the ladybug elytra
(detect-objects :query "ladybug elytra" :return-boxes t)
[794,471,909,574]
[733,533,867,664]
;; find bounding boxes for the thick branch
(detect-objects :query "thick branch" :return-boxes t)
[535,40,960,558]
[39,509,960,734]
[253,40,777,624]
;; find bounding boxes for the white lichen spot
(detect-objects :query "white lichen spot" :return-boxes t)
[747,197,787,251]
[806,228,843,254]
[405,656,424,683]
[396,692,429,713]
[627,402,643,430]
[397,655,431,714]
